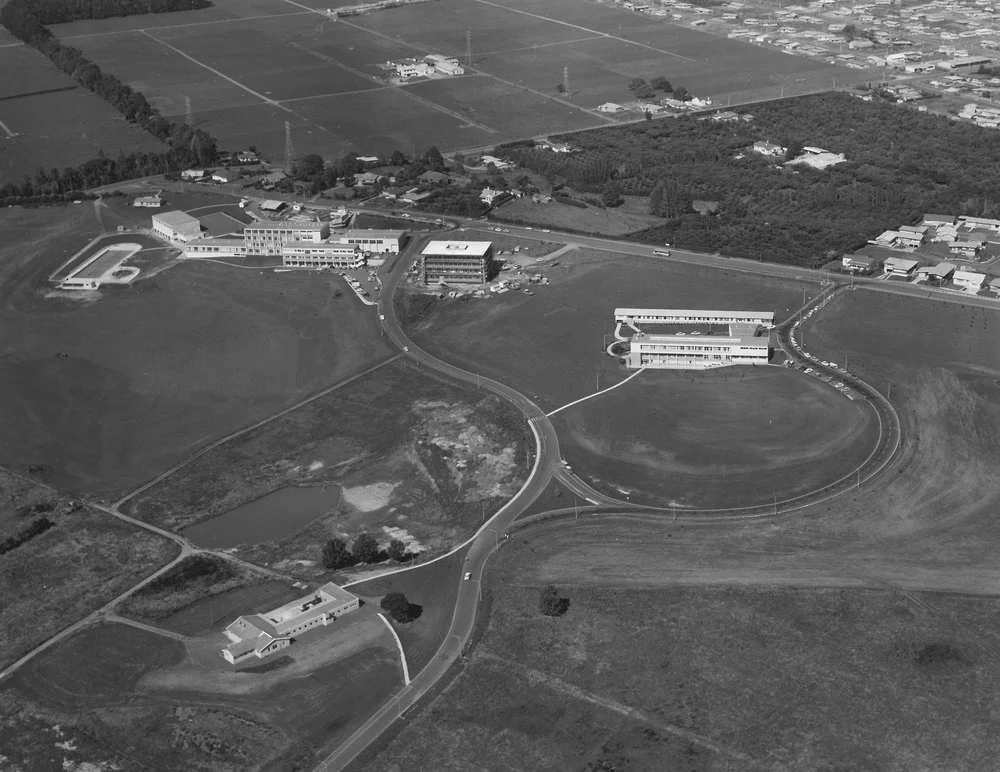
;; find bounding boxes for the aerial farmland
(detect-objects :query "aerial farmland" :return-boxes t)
[45,0,855,162]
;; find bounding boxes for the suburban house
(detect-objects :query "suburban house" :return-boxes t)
[394,59,431,78]
[872,229,924,250]
[958,215,1000,232]
[989,276,1000,294]
[480,186,504,205]
[949,237,986,257]
[418,170,451,184]
[355,171,383,186]
[424,54,464,75]
[884,256,920,277]
[212,170,241,184]
[953,269,987,291]
[221,583,360,665]
[235,150,259,164]
[598,102,625,113]
[752,141,786,157]
[916,261,956,283]
[180,169,205,181]
[842,254,876,273]
[479,155,514,169]
[401,188,434,204]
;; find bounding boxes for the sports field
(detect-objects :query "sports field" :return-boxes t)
[0,206,394,495]
[406,248,819,410]
[553,366,878,508]
[46,0,855,160]
[360,582,1000,770]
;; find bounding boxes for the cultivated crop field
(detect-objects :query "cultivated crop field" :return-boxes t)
[0,206,394,495]
[405,248,819,410]
[3,619,402,770]
[46,0,855,161]
[554,365,878,508]
[360,582,1000,770]
[124,359,530,575]
[0,46,165,185]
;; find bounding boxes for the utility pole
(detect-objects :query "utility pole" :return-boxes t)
[185,95,194,130]
[563,65,570,97]
[466,29,472,67]
[284,121,295,172]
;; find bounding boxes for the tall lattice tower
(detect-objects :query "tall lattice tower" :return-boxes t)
[185,96,194,129]
[466,29,472,67]
[284,121,295,171]
[563,66,569,96]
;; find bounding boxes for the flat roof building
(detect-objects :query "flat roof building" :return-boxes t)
[614,308,775,326]
[953,269,987,290]
[422,240,494,285]
[222,583,360,665]
[626,332,770,369]
[884,256,920,276]
[184,236,248,259]
[152,210,202,242]
[245,221,328,255]
[281,242,364,269]
[330,229,406,254]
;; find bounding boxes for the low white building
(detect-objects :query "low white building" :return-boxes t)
[180,169,205,180]
[598,102,625,113]
[133,192,163,208]
[883,256,920,277]
[425,54,464,75]
[184,236,248,259]
[752,140,786,157]
[222,583,360,665]
[152,210,202,242]
[281,242,364,269]
[245,221,328,255]
[480,186,504,205]
[395,59,432,78]
[626,332,770,369]
[615,308,775,326]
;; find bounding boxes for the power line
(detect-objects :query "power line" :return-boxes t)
[185,95,193,129]
[285,120,295,171]
[466,29,472,67]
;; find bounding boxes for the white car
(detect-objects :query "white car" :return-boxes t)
[379,314,385,320]
[525,226,534,230]
[542,229,551,233]
[464,572,472,580]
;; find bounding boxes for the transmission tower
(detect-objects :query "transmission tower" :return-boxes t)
[466,29,472,67]
[185,96,193,129]
[563,66,569,97]
[284,121,295,171]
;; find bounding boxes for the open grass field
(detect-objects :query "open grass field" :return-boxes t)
[349,547,468,673]
[0,468,178,669]
[2,618,403,770]
[405,248,819,410]
[124,358,530,576]
[554,365,878,509]
[493,193,667,235]
[361,582,1000,771]
[44,0,856,161]
[0,49,165,185]
[0,204,394,495]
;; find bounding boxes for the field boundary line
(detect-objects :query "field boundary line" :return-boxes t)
[113,354,402,509]
[344,418,544,587]
[546,366,646,418]
[59,10,315,40]
[473,0,693,62]
[378,613,411,685]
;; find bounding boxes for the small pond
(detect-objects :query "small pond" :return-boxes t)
[182,485,341,549]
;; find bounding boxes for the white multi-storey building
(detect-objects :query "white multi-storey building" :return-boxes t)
[244,221,328,256]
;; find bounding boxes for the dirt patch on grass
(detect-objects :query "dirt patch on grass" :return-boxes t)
[343,481,399,512]
[361,584,1000,771]
[126,360,530,579]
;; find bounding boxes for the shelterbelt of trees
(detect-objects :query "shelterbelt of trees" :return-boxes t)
[496,93,1000,267]
[0,0,218,205]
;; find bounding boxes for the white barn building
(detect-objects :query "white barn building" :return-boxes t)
[152,210,202,242]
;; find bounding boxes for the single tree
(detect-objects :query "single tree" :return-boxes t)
[352,532,380,563]
[645,110,652,121]
[651,76,673,92]
[539,585,569,616]
[390,149,408,166]
[321,537,353,570]
[295,153,324,179]
[387,539,408,562]
[648,182,665,215]
[424,145,445,170]
[784,138,805,162]
[672,85,690,102]
[381,592,413,623]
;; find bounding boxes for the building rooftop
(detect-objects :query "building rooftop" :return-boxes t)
[153,210,200,227]
[336,229,406,239]
[246,220,324,230]
[422,240,493,257]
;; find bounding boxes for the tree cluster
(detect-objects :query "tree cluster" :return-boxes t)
[539,585,570,617]
[321,534,409,569]
[0,517,54,556]
[380,592,420,623]
[495,92,1000,267]
[0,0,219,204]
[629,76,679,101]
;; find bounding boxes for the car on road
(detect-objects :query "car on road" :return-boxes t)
[464,572,471,580]
[402,213,411,217]
[804,368,814,373]
[435,218,443,224]
[542,229,551,233]
[525,226,533,230]
[379,314,385,320]
[403,346,409,352]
